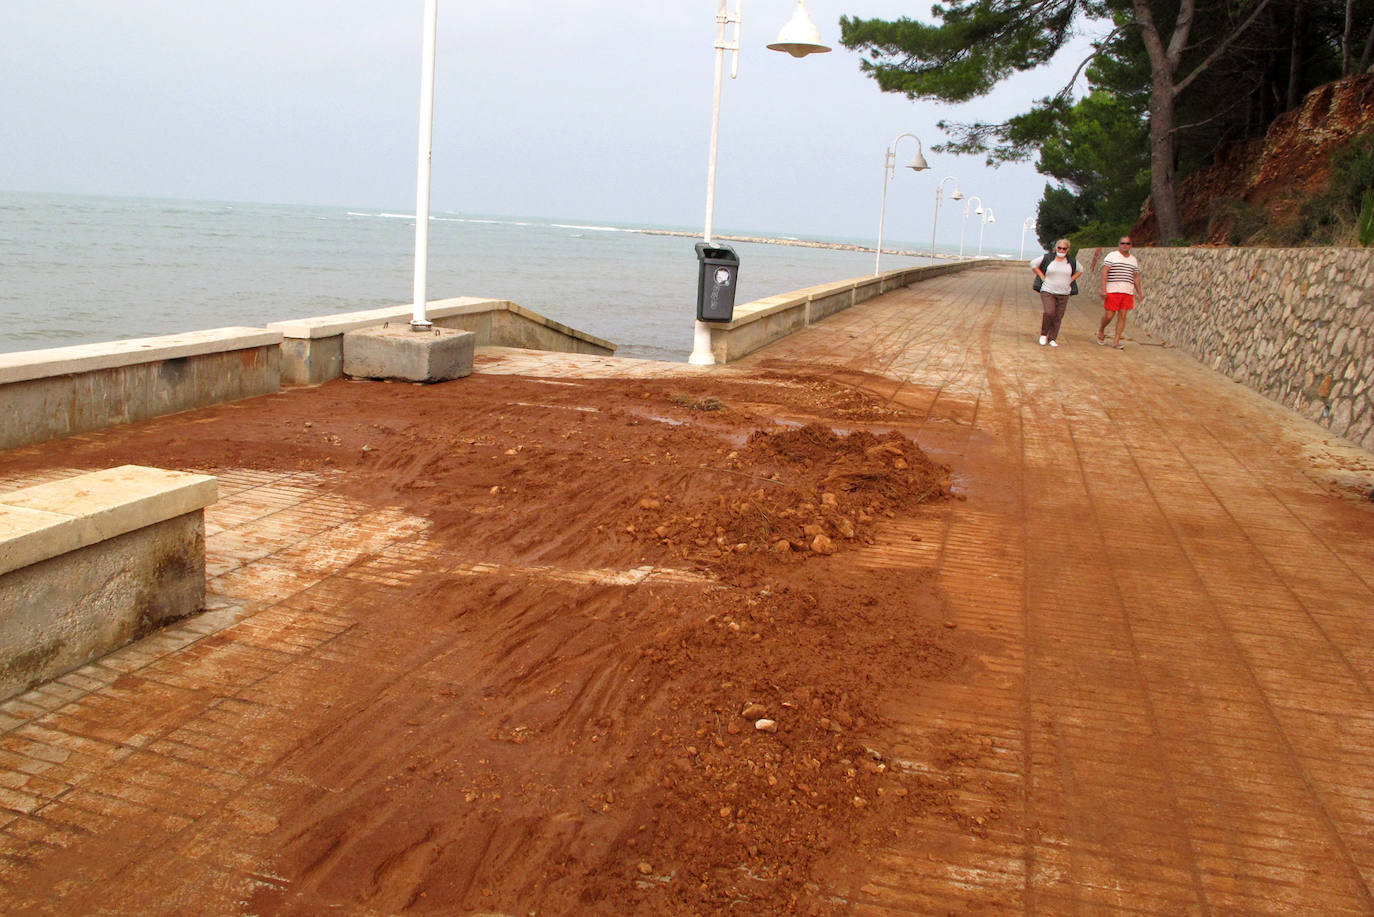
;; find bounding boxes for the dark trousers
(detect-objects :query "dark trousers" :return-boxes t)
[1039,292,1069,341]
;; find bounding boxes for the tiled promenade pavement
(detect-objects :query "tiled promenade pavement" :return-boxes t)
[3,262,1374,913]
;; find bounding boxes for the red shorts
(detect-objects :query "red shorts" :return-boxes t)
[1104,292,1134,311]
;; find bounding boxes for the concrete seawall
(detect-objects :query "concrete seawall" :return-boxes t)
[1079,246,1374,452]
[0,263,989,451]
[703,260,981,364]
[0,328,283,453]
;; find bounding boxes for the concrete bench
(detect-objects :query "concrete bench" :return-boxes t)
[0,465,217,700]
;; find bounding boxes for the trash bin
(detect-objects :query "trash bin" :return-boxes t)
[695,243,739,323]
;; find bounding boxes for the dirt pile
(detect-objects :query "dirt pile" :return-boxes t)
[0,370,997,914]
[624,423,950,564]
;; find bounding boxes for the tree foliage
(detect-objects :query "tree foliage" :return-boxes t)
[841,0,1374,242]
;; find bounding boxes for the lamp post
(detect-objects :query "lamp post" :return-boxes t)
[690,0,830,366]
[977,206,996,256]
[410,0,439,330]
[959,196,984,258]
[874,133,930,275]
[1019,216,1037,260]
[930,175,962,259]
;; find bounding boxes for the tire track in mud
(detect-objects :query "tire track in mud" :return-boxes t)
[744,268,1008,433]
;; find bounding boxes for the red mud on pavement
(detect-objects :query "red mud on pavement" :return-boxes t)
[0,372,1003,915]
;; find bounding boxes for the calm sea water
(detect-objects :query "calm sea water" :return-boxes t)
[0,191,940,362]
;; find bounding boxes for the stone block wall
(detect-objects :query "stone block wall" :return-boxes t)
[1080,246,1374,451]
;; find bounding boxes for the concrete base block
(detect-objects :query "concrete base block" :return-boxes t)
[343,325,476,383]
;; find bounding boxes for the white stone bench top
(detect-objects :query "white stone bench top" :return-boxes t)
[267,297,513,339]
[267,296,616,351]
[0,328,283,386]
[0,466,217,577]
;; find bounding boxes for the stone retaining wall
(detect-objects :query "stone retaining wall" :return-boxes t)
[1080,246,1374,451]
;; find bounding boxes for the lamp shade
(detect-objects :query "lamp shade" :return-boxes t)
[767,1,831,57]
[951,188,964,200]
[905,150,930,171]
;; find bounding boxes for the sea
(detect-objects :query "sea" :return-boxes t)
[0,191,949,362]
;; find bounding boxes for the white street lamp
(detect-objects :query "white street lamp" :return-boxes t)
[977,206,996,256]
[930,175,962,259]
[1019,216,1037,260]
[959,196,984,259]
[411,0,439,330]
[874,133,930,275]
[690,0,831,366]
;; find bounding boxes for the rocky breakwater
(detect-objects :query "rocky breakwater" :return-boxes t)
[1083,245,1374,452]
[634,227,955,260]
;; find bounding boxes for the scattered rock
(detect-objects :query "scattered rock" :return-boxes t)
[755,719,778,733]
[811,534,835,555]
[637,862,653,875]
[741,702,767,719]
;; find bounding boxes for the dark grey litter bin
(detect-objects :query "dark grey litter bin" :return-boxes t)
[695,243,739,323]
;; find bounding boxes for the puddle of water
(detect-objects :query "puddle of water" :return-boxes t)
[508,402,599,413]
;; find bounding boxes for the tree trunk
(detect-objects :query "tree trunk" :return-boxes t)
[1288,1,1305,110]
[1134,0,1185,242]
[1147,82,1182,241]
[1342,0,1355,75]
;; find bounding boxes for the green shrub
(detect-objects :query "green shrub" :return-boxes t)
[1215,199,1268,245]
[1291,129,1374,245]
[1360,188,1374,247]
[1331,131,1374,211]
[1067,221,1134,249]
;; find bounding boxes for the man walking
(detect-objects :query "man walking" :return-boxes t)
[1098,236,1142,349]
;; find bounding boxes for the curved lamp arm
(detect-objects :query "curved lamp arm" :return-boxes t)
[930,175,962,259]
[875,132,930,275]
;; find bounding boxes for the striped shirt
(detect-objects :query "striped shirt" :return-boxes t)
[1104,250,1140,294]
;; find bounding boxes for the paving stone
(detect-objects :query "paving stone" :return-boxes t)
[0,267,1372,914]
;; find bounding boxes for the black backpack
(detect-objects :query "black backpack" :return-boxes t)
[1032,252,1079,295]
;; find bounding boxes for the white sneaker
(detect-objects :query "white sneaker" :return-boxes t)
[1049,340,1058,347]
[1038,335,1048,346]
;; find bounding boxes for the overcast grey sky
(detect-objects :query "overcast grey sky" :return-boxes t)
[2,2,1091,252]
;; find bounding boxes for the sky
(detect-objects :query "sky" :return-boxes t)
[2,2,1094,254]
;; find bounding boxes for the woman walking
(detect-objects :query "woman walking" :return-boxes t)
[1029,238,1081,347]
